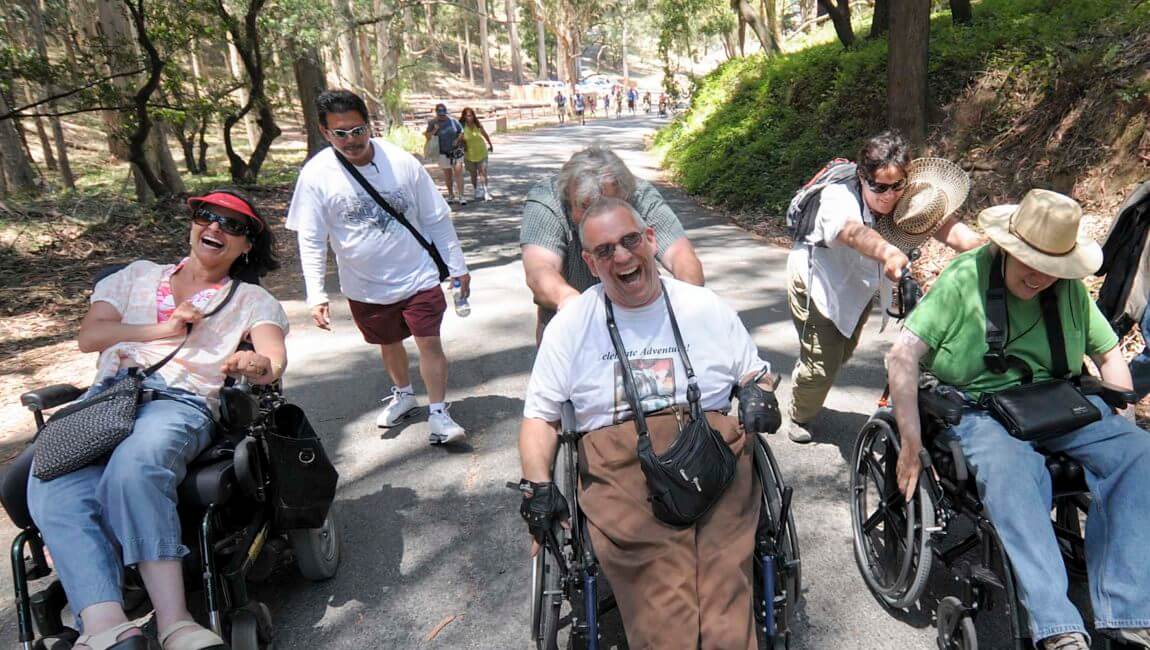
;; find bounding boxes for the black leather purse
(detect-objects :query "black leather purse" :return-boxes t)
[978,252,1100,442]
[32,279,241,481]
[605,284,737,528]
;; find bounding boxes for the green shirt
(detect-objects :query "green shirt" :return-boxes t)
[905,245,1118,399]
[519,177,687,293]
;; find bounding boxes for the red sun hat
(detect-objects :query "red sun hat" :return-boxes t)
[187,191,265,233]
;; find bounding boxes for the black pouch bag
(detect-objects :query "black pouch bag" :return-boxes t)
[978,252,1100,443]
[266,403,339,529]
[33,279,240,481]
[605,284,737,528]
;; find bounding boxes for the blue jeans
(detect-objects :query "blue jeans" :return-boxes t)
[944,395,1150,642]
[1129,307,1150,399]
[27,372,215,615]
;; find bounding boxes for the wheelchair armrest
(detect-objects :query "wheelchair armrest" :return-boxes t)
[1077,376,1140,410]
[918,387,963,427]
[20,384,85,412]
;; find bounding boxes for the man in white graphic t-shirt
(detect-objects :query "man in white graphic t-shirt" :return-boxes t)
[287,89,471,445]
[515,197,781,649]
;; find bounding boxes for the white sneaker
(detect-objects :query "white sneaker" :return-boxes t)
[428,407,467,445]
[483,187,492,201]
[460,196,468,206]
[377,387,418,427]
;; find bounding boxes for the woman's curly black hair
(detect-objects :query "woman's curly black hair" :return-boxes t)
[199,188,281,284]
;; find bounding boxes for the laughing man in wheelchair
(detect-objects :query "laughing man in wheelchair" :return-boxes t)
[516,197,783,649]
[25,191,288,650]
[887,189,1150,650]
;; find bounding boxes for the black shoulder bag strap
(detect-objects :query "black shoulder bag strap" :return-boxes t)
[983,250,1034,383]
[334,151,451,282]
[142,276,242,378]
[603,281,703,438]
[1040,283,1070,380]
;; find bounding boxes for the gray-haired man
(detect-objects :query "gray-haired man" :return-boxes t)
[520,145,704,340]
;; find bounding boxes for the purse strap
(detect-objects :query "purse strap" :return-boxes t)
[603,281,703,438]
[334,149,450,282]
[142,276,241,377]
[983,250,1066,383]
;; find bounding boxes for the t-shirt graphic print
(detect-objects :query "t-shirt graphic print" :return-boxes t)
[339,188,411,235]
[612,357,677,423]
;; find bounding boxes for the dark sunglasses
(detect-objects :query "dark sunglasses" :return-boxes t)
[591,231,644,261]
[192,207,252,237]
[861,174,908,194]
[328,124,370,139]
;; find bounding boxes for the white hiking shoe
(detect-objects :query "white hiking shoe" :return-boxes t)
[428,407,467,445]
[377,387,418,427]
[483,186,492,201]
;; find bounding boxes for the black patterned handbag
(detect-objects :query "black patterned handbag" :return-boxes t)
[32,279,240,481]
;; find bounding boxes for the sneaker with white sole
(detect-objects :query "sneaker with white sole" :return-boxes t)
[428,408,467,445]
[1103,628,1150,648]
[377,388,418,427]
[1042,633,1088,650]
[483,187,492,201]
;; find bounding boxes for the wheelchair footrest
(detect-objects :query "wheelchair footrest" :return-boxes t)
[970,565,1005,591]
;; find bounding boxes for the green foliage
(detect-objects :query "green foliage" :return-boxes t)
[655,0,1150,215]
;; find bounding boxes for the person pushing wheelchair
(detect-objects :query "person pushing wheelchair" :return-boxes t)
[887,189,1150,650]
[515,198,782,649]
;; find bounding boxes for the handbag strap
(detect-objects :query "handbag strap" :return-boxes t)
[1040,285,1070,379]
[983,250,1067,383]
[603,281,703,437]
[143,276,241,377]
[334,150,451,281]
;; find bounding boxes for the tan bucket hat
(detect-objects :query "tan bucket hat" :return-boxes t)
[876,158,971,252]
[977,189,1102,279]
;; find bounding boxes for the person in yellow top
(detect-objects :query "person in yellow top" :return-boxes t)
[455,107,494,202]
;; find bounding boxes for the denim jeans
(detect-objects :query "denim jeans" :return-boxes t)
[944,396,1150,642]
[27,371,215,616]
[1129,306,1150,399]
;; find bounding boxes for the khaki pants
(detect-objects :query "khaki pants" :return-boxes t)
[577,412,759,650]
[787,269,872,424]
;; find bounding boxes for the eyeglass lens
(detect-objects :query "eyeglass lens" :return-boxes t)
[331,125,369,139]
[593,232,643,260]
[193,208,249,235]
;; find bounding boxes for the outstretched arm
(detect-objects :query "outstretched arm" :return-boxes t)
[933,217,985,252]
[523,244,581,311]
[887,329,931,502]
[660,237,705,286]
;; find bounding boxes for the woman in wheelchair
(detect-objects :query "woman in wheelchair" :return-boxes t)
[26,190,288,650]
[886,189,1150,649]
[516,198,783,649]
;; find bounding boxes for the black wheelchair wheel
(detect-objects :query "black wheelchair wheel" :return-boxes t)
[850,414,935,609]
[752,433,801,643]
[289,503,342,582]
[231,609,260,650]
[936,596,977,650]
[532,539,563,650]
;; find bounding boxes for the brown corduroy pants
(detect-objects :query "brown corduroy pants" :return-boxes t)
[577,411,760,650]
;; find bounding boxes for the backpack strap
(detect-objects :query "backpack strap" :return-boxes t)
[983,250,1068,383]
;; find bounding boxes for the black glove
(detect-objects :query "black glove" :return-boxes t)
[518,480,570,544]
[738,381,782,434]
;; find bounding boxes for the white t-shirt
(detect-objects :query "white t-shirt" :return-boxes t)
[90,261,289,414]
[787,182,882,337]
[523,279,769,432]
[286,140,468,307]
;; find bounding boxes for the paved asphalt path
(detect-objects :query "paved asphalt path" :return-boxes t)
[2,116,1034,649]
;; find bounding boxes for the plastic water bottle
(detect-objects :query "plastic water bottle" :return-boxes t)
[451,278,471,317]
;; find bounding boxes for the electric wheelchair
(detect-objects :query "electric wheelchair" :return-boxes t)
[849,379,1139,650]
[529,401,801,650]
[1,272,341,650]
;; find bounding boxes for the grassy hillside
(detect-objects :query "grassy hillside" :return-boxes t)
[655,0,1150,219]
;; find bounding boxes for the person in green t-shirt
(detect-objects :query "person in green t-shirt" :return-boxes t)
[886,189,1150,650]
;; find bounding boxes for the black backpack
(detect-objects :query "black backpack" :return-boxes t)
[786,158,863,246]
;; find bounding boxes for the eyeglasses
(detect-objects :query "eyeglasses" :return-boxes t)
[861,175,908,194]
[192,208,251,237]
[328,124,370,139]
[591,231,644,261]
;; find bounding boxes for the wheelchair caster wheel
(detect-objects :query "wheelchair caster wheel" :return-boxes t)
[231,602,274,650]
[936,596,977,650]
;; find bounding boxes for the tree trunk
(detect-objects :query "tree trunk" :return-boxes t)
[949,0,972,25]
[870,0,889,38]
[732,0,777,54]
[764,0,783,51]
[21,84,56,171]
[556,34,569,84]
[332,0,364,90]
[888,0,929,147]
[801,0,816,33]
[478,0,494,96]
[621,16,629,81]
[226,35,258,153]
[534,7,548,79]
[25,0,74,188]
[290,40,327,159]
[188,44,208,174]
[737,16,746,56]
[120,0,177,202]
[464,17,475,85]
[94,0,132,160]
[0,149,8,196]
[818,0,855,48]
[0,91,39,193]
[505,0,523,85]
[457,26,467,77]
[358,29,379,115]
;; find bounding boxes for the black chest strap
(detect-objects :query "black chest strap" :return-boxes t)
[983,251,1065,383]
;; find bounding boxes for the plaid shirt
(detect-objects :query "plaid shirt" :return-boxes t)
[519,177,687,294]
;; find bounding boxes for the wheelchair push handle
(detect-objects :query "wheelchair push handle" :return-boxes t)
[886,249,923,320]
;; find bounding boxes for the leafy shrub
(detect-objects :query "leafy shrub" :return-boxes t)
[656,0,1149,216]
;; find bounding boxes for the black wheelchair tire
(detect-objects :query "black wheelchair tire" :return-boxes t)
[752,433,801,640]
[289,503,342,582]
[850,415,935,609]
[230,609,260,650]
[533,542,563,650]
[936,596,977,650]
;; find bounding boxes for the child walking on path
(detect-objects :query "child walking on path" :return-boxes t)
[456,107,494,201]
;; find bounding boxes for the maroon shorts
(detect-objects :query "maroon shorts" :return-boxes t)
[347,287,446,345]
